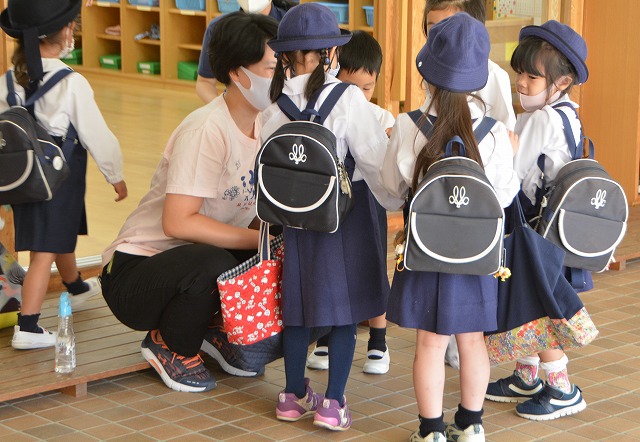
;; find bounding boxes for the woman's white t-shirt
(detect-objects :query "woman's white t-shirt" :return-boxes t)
[102,95,261,265]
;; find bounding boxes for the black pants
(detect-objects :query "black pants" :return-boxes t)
[101,244,254,357]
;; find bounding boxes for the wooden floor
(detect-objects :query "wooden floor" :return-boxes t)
[0,294,147,404]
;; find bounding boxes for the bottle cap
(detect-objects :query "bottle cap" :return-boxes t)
[59,292,72,317]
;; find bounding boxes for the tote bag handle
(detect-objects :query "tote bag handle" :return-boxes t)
[259,221,271,262]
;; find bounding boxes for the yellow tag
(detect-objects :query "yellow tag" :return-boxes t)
[505,41,518,61]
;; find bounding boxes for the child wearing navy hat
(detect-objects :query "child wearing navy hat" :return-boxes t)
[380,13,519,441]
[0,0,127,350]
[261,2,402,432]
[485,20,591,422]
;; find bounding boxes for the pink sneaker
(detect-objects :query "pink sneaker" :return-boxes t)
[313,396,352,431]
[276,378,320,421]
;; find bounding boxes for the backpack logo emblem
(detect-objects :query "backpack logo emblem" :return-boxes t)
[288,144,307,164]
[590,189,607,209]
[448,186,469,208]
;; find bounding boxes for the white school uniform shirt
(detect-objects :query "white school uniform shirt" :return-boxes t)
[479,60,517,131]
[102,96,261,265]
[369,101,395,130]
[513,94,582,205]
[261,73,403,211]
[381,98,519,209]
[0,58,124,184]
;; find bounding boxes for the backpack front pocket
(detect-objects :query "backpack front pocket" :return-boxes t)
[557,209,626,268]
[405,212,503,274]
[0,150,34,191]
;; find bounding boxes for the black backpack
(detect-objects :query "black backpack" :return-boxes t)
[255,82,354,233]
[535,103,627,272]
[402,111,505,275]
[0,69,78,205]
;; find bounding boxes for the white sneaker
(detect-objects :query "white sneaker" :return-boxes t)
[445,422,485,442]
[11,325,57,349]
[363,348,390,374]
[69,276,102,308]
[306,345,329,370]
[410,430,446,441]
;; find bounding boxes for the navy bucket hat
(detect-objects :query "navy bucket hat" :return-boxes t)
[268,3,352,53]
[0,0,81,83]
[519,20,588,84]
[416,13,490,93]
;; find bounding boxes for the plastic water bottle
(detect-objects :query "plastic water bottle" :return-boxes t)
[55,292,76,374]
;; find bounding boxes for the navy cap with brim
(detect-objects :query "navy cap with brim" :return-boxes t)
[519,22,588,84]
[268,29,352,53]
[267,3,352,53]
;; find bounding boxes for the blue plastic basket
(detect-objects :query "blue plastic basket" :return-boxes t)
[316,2,349,24]
[363,5,374,27]
[128,0,159,6]
[217,0,240,13]
[176,0,205,10]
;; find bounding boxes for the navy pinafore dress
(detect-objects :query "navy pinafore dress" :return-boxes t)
[280,152,390,328]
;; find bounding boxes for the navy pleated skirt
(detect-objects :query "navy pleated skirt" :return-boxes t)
[387,269,498,335]
[13,142,88,253]
[281,180,390,327]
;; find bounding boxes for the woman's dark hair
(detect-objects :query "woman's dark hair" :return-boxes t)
[510,36,578,99]
[338,30,382,78]
[11,28,67,89]
[272,0,296,10]
[208,11,278,85]
[422,0,486,37]
[270,48,329,102]
[411,88,485,191]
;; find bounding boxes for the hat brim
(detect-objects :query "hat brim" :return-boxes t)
[0,0,81,39]
[268,28,352,53]
[519,25,588,84]
[418,52,489,93]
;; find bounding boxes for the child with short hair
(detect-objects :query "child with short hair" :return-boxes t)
[380,13,519,441]
[485,20,591,422]
[306,30,395,375]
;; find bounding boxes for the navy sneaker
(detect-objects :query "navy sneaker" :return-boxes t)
[515,383,586,421]
[485,371,543,403]
[141,330,216,393]
[200,326,265,377]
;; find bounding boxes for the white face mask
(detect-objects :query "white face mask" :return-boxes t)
[238,0,271,13]
[519,89,561,112]
[327,62,340,78]
[58,27,75,59]
[233,66,273,111]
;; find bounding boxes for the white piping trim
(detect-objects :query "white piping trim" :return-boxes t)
[0,150,33,191]
[558,209,627,257]
[257,164,336,213]
[541,177,628,237]
[408,213,503,264]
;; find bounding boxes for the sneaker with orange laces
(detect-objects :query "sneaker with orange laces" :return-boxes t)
[141,330,216,393]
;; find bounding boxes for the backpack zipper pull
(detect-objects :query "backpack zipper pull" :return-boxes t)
[338,161,352,197]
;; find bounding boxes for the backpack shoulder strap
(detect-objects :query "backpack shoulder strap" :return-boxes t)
[407,109,435,138]
[552,102,584,160]
[23,68,74,107]
[312,82,350,125]
[275,83,336,122]
[406,111,495,144]
[473,116,496,144]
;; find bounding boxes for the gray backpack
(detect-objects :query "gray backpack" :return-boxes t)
[403,113,504,275]
[535,103,627,272]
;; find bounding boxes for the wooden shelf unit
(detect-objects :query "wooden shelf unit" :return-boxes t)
[77,0,240,85]
[75,1,381,88]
